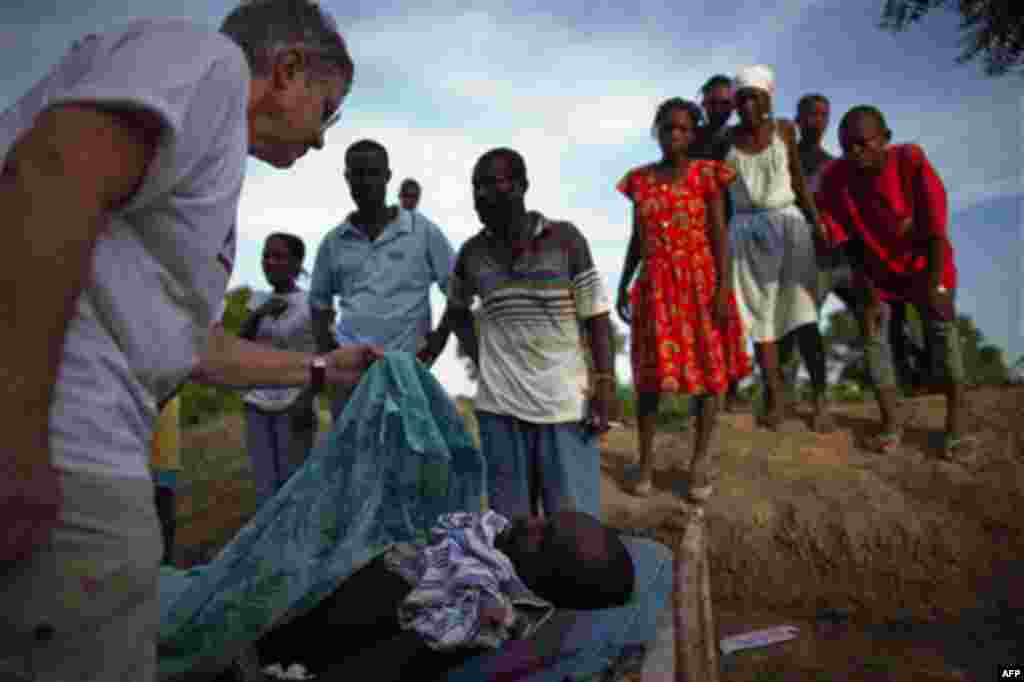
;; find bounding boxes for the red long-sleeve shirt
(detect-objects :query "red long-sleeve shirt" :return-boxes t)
[816,144,957,302]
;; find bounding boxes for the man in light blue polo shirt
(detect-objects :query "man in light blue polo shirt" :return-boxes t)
[311,139,456,418]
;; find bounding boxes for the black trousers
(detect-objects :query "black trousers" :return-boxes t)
[255,555,486,681]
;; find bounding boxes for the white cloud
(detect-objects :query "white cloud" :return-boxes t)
[227,5,812,395]
[226,0,1009,396]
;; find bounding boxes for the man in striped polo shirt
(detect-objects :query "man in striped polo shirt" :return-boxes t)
[445,148,616,520]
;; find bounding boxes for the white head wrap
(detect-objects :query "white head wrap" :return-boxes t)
[734,65,775,96]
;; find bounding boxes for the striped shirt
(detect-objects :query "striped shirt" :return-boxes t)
[449,212,610,423]
[384,511,554,651]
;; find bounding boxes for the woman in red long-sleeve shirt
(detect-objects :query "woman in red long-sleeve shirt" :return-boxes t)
[815,105,972,458]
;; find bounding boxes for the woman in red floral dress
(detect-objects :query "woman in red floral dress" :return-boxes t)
[616,97,751,500]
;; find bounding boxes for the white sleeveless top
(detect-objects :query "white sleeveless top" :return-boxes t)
[243,290,316,411]
[725,125,796,212]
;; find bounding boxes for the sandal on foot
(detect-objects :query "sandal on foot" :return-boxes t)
[687,485,714,504]
[866,430,902,454]
[726,397,750,414]
[939,434,977,461]
[756,411,784,431]
[631,478,653,497]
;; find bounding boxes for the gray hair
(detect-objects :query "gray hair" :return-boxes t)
[220,0,353,85]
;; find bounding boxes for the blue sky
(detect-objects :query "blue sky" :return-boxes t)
[3,0,1021,396]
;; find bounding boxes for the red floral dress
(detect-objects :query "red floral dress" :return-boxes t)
[617,161,752,395]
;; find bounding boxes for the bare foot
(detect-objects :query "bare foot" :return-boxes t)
[687,485,714,504]
[631,478,653,497]
[726,396,751,413]
[757,407,784,431]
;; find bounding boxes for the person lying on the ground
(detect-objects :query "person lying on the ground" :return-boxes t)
[252,509,635,681]
[816,105,972,458]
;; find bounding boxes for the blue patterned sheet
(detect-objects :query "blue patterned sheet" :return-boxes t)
[157,352,672,681]
[157,353,486,678]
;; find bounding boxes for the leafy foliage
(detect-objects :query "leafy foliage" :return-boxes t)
[821,305,1010,391]
[879,0,1024,77]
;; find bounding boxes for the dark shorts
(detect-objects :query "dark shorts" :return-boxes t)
[476,412,600,519]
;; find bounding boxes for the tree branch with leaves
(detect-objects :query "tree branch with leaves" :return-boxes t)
[879,0,1023,77]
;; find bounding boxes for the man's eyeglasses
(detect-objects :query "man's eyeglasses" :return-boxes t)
[321,98,342,135]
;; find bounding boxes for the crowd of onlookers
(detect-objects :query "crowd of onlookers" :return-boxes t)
[1,0,972,678]
[615,66,971,497]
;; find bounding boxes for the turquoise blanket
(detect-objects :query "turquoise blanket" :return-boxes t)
[157,353,486,678]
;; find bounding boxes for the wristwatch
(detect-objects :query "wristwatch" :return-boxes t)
[310,356,327,394]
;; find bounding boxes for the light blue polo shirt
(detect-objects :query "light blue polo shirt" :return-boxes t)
[310,208,456,353]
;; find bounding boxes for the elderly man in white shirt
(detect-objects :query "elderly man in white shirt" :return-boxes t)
[0,3,381,679]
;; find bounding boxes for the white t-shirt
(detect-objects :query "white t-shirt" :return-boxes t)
[243,289,316,411]
[0,19,250,480]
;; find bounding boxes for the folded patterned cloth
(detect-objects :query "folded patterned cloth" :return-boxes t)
[386,511,554,651]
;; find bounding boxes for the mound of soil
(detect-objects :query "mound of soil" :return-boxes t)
[600,386,1024,626]
[177,387,1024,679]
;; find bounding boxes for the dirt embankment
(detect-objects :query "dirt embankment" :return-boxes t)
[598,386,1024,628]
[176,386,1023,679]
[181,387,1024,627]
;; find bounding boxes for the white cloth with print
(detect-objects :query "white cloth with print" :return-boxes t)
[393,511,555,651]
[243,290,317,411]
[0,19,250,480]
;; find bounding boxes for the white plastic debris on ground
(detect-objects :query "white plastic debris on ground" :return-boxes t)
[719,625,799,656]
[263,663,316,680]
[640,608,801,680]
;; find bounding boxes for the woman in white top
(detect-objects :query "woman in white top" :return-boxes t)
[724,65,835,431]
[240,233,319,505]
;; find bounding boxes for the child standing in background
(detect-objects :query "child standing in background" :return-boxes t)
[617,98,739,501]
[150,395,182,565]
[240,233,319,506]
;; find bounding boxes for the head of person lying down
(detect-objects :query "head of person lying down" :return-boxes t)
[248,511,635,680]
[495,510,635,609]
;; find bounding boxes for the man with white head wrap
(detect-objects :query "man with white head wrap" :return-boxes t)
[735,64,776,97]
[722,65,836,432]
